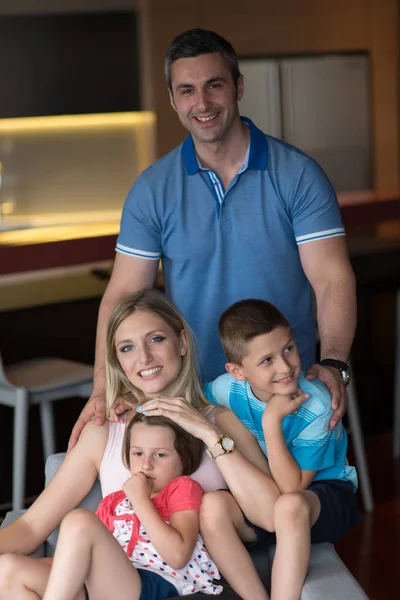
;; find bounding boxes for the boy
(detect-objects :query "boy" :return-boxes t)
[202,299,361,600]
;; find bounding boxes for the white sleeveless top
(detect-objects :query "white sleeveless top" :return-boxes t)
[99,421,228,498]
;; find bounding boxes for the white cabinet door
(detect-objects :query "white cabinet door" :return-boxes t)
[280,55,372,191]
[239,58,282,139]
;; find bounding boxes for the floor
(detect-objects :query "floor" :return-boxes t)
[336,430,400,599]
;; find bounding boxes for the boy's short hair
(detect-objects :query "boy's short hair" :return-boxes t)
[165,28,241,91]
[218,299,290,365]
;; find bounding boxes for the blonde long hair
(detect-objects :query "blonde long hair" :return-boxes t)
[105,289,210,415]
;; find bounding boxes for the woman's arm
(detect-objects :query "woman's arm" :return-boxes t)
[0,421,108,555]
[215,408,271,475]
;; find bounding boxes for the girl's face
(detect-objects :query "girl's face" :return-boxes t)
[115,310,187,397]
[129,423,183,494]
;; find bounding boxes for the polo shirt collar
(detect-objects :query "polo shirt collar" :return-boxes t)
[182,116,268,175]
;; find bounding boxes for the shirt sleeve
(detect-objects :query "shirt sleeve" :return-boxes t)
[290,406,336,472]
[116,174,162,260]
[289,157,345,246]
[165,476,204,516]
[203,375,232,408]
[95,491,125,532]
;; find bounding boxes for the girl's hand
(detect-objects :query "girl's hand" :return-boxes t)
[262,388,310,424]
[137,397,220,446]
[123,472,153,506]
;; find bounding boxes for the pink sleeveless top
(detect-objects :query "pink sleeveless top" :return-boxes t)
[99,421,228,498]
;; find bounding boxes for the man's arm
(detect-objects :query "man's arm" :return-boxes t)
[299,236,356,425]
[68,252,159,449]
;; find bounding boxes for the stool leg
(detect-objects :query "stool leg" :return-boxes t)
[39,401,56,460]
[13,389,29,511]
[347,376,374,512]
[394,289,400,458]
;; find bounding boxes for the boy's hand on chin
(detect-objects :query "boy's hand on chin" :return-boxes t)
[123,472,153,505]
[262,388,310,423]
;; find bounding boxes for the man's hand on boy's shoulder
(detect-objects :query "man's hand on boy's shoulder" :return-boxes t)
[262,389,310,426]
[305,364,348,429]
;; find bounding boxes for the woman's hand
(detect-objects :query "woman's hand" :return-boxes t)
[137,397,220,447]
[109,395,132,422]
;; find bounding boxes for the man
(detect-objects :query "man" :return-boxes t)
[69,29,356,448]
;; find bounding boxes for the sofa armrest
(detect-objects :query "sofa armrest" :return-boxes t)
[45,453,103,554]
[1,510,45,558]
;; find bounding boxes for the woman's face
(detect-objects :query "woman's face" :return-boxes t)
[115,310,187,397]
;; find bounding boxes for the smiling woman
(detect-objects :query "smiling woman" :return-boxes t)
[105,288,207,412]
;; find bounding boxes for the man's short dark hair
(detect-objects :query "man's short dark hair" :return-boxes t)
[165,28,241,91]
[218,299,291,365]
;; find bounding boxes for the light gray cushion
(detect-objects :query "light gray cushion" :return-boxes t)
[45,453,102,552]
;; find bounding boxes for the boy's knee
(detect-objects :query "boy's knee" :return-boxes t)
[274,492,312,529]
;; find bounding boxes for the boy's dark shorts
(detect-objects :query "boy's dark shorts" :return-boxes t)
[238,479,363,549]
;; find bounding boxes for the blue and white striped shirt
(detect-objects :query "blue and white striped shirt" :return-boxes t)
[204,372,357,490]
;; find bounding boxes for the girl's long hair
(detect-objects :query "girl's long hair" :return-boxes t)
[105,288,211,415]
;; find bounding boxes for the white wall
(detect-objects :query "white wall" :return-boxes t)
[0,0,136,15]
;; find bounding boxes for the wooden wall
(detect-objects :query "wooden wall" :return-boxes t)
[138,0,399,189]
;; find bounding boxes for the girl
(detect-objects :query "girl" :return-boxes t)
[43,411,223,599]
[0,289,272,600]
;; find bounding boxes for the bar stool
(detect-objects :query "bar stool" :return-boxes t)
[315,319,374,511]
[346,362,374,512]
[0,353,93,510]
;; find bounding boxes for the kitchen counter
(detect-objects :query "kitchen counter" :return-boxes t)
[1,191,399,311]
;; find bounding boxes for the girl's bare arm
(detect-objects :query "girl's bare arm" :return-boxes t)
[132,498,199,569]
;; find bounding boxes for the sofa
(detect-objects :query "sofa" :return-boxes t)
[1,453,368,599]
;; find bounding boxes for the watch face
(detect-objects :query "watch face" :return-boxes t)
[341,369,350,386]
[221,436,235,452]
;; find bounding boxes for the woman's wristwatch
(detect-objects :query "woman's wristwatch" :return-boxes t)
[206,435,236,459]
[318,358,351,387]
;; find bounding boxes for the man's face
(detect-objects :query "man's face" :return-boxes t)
[169,52,244,145]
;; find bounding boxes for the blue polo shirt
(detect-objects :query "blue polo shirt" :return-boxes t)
[117,118,345,381]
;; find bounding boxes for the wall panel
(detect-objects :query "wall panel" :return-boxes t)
[139,0,399,189]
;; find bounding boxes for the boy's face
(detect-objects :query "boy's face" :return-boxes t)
[226,326,301,403]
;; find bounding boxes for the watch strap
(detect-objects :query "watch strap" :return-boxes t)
[205,443,226,460]
[318,358,350,387]
[318,359,349,371]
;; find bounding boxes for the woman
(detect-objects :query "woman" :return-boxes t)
[0,289,273,599]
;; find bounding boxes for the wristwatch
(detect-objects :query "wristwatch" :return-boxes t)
[206,435,236,459]
[318,359,350,387]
